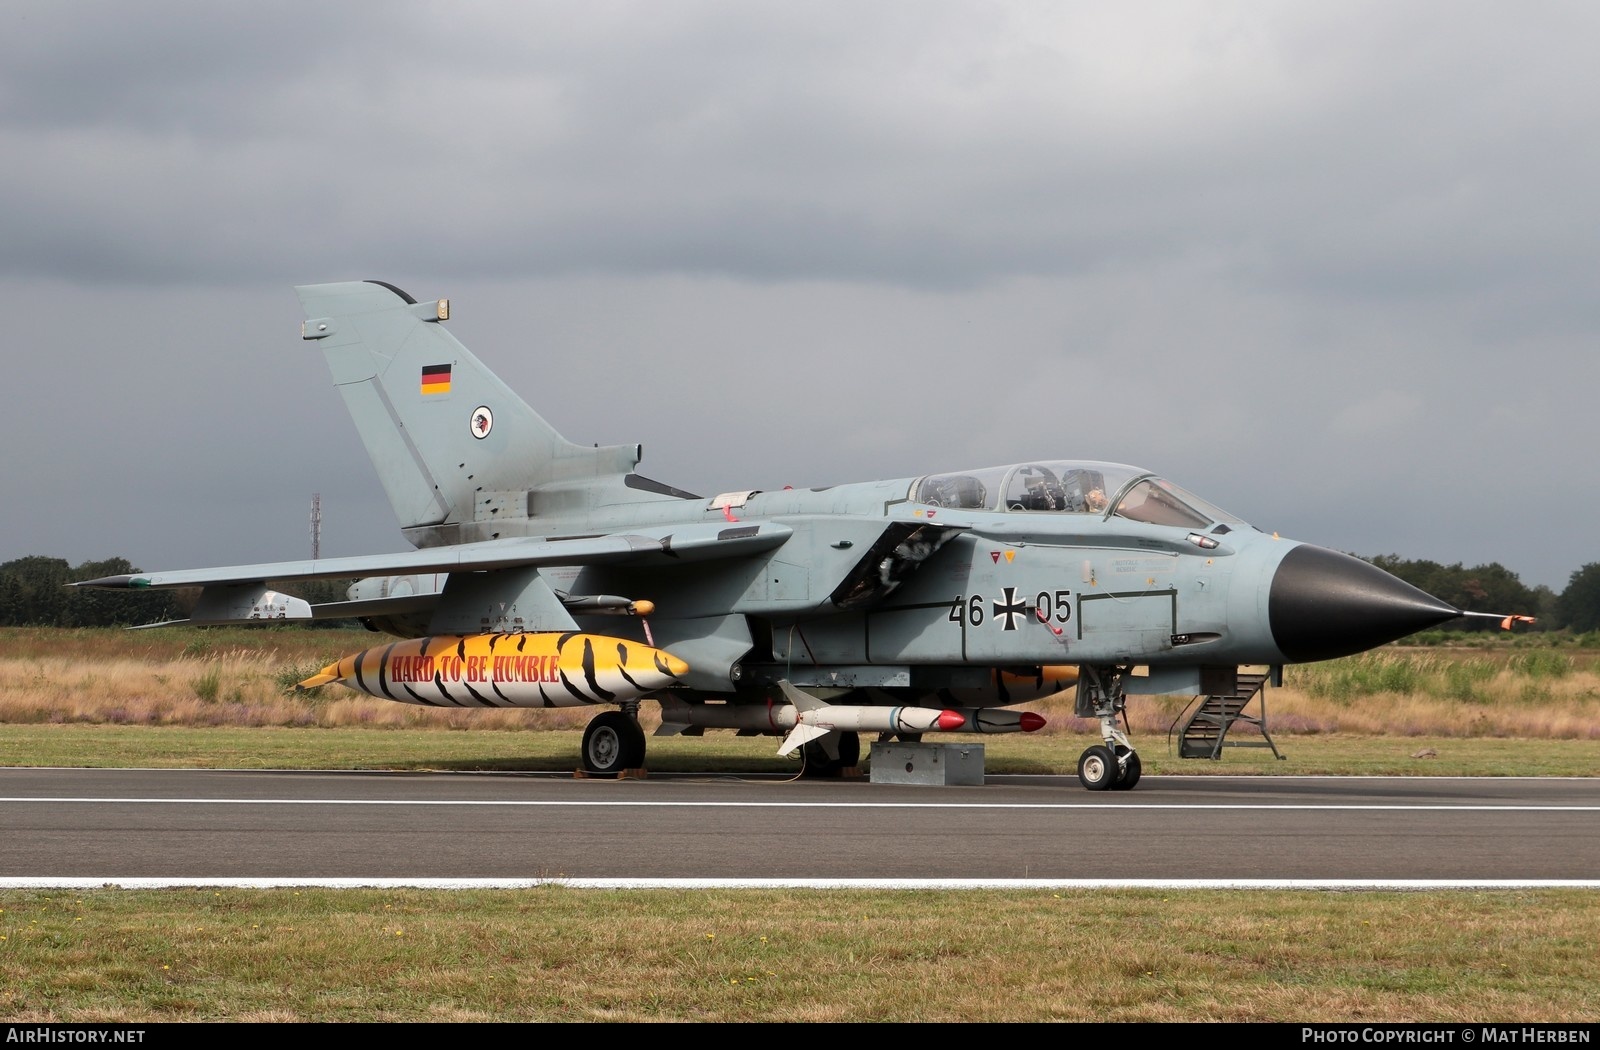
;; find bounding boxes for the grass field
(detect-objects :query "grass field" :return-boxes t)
[2,627,1597,1022]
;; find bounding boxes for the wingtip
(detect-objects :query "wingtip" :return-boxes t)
[72,574,145,589]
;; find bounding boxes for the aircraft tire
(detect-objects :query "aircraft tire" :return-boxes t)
[582,710,647,775]
[1077,745,1119,791]
[1111,749,1142,791]
[838,730,861,768]
[801,731,861,778]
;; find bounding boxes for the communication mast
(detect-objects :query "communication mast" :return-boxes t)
[310,493,322,560]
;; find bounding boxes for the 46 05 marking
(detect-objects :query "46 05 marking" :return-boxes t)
[949,587,1073,631]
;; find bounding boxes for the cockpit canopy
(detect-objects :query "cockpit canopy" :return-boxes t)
[912,461,1246,530]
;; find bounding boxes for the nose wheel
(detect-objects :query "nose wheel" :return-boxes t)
[1113,745,1142,790]
[1075,665,1143,791]
[1076,744,1142,790]
[1077,745,1118,790]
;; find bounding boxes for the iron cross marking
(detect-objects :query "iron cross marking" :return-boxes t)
[993,586,1028,631]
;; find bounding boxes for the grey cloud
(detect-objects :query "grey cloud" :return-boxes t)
[0,2,1594,593]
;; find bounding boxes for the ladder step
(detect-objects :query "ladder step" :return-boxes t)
[1176,669,1283,762]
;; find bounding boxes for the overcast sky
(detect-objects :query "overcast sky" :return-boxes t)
[2,1,1594,594]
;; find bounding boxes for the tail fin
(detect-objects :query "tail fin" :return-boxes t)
[296,280,653,547]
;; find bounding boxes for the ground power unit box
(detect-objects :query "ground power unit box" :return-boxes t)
[869,742,986,786]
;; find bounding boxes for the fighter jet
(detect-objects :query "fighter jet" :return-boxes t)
[76,280,1520,789]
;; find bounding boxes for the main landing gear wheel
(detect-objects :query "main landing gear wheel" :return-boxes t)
[582,710,647,775]
[801,731,861,778]
[1111,746,1142,791]
[1077,744,1119,791]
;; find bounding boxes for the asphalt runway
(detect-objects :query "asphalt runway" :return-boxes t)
[2,767,1597,889]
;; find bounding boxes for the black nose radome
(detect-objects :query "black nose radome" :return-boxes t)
[1269,545,1461,663]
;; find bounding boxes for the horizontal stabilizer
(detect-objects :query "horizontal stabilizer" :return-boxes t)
[190,585,311,625]
[306,592,442,621]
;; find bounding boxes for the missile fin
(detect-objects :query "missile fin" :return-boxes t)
[777,722,833,756]
[777,679,825,712]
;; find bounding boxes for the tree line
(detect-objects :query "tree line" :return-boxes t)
[3,552,1599,633]
[1365,555,1600,633]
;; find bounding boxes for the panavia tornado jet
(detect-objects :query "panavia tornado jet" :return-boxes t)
[76,280,1527,789]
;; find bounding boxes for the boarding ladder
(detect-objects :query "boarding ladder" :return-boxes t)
[1172,667,1284,760]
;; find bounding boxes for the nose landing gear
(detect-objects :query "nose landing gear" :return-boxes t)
[1075,666,1142,791]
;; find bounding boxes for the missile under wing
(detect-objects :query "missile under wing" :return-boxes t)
[76,280,1527,789]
